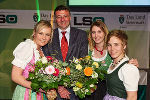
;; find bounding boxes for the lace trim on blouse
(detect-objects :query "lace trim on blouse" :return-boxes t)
[91,50,108,62]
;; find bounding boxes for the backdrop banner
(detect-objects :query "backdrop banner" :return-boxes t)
[0,10,51,29]
[0,10,148,69]
[71,12,149,70]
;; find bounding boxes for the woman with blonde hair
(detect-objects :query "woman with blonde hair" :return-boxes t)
[86,20,112,100]
[11,20,53,100]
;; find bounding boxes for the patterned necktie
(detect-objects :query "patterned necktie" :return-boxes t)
[61,31,68,61]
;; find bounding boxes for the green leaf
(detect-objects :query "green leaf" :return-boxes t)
[62,62,68,66]
[86,90,91,95]
[40,82,48,90]
[59,60,63,64]
[76,90,85,99]
[48,82,58,89]
[31,78,39,83]
[31,82,40,91]
[58,80,64,85]
[98,72,105,80]
[28,73,35,78]
[63,77,70,83]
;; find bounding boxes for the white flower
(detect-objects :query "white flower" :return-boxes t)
[45,65,55,74]
[76,64,82,70]
[74,59,79,64]
[90,84,94,88]
[92,71,98,78]
[73,86,80,91]
[102,63,107,66]
[85,89,89,93]
[41,56,48,64]
[39,68,46,74]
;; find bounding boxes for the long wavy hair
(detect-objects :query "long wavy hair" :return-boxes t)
[88,20,109,51]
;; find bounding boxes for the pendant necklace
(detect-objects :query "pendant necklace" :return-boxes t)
[94,45,103,55]
[111,56,125,67]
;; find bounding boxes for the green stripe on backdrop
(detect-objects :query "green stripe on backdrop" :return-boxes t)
[36,0,40,21]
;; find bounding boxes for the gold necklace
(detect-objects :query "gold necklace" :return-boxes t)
[37,48,44,57]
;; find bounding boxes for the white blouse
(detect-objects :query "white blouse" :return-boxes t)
[91,50,108,62]
[107,55,140,91]
[12,39,40,69]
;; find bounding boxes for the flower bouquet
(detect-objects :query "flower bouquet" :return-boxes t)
[61,56,107,99]
[27,56,68,100]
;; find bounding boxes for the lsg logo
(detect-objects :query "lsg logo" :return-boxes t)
[73,17,104,26]
[0,14,17,23]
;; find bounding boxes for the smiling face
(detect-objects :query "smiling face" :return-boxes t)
[33,27,52,49]
[55,10,71,31]
[107,36,126,62]
[88,21,109,50]
[91,26,105,45]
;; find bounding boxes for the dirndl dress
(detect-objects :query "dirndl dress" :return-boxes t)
[12,53,47,100]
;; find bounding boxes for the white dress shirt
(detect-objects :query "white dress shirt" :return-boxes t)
[58,26,70,47]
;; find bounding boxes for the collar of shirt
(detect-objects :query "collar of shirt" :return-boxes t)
[108,54,129,73]
[58,26,70,46]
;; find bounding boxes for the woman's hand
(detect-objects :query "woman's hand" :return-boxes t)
[39,88,46,93]
[90,85,97,93]
[46,89,57,100]
[58,86,70,99]
[129,58,139,67]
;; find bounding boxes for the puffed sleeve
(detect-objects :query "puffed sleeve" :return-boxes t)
[119,64,140,91]
[11,40,34,69]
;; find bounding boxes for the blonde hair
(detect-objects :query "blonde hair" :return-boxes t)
[88,20,109,51]
[31,20,53,43]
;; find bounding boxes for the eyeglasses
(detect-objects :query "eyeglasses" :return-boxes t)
[56,15,70,20]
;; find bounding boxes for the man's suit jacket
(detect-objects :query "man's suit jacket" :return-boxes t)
[42,27,88,63]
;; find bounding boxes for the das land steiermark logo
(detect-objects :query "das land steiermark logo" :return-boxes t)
[119,15,124,24]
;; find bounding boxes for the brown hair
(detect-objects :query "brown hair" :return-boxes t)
[88,20,109,51]
[32,20,53,42]
[106,30,128,46]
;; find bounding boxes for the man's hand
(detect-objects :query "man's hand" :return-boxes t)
[58,86,71,99]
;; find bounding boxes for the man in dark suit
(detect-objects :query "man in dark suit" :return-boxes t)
[42,5,88,100]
